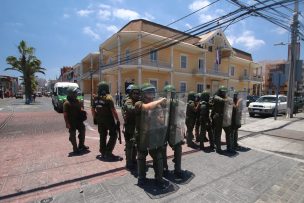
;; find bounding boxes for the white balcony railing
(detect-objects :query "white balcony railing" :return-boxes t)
[239,75,250,81]
[251,75,263,82]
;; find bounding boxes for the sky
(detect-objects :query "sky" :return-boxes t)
[0,0,303,80]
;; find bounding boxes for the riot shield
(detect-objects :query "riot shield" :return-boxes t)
[166,92,187,146]
[138,94,168,151]
[237,91,247,125]
[222,97,233,127]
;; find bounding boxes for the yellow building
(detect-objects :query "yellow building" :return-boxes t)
[80,19,262,96]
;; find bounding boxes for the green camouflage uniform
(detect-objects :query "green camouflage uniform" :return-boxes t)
[198,94,214,150]
[92,95,117,156]
[211,94,225,152]
[122,96,138,169]
[186,92,197,146]
[63,99,86,152]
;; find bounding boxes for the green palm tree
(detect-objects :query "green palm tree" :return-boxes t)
[5,40,45,104]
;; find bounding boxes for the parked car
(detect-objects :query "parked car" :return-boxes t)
[248,95,287,117]
[36,92,42,97]
[246,95,259,107]
[15,91,23,99]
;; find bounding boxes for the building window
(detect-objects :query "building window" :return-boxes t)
[125,49,130,63]
[197,84,204,93]
[180,55,187,69]
[244,69,248,76]
[208,46,213,52]
[198,59,204,70]
[229,66,235,76]
[108,57,113,64]
[150,79,158,90]
[180,82,187,92]
[150,49,157,61]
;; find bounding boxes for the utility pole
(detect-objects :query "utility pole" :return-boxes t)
[286,0,299,118]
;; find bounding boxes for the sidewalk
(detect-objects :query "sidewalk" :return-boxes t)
[239,112,304,161]
[1,103,304,202]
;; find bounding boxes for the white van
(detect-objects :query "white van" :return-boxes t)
[51,82,84,113]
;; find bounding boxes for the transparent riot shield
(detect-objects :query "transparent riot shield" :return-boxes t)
[138,94,168,151]
[166,92,187,146]
[223,97,233,127]
[237,91,248,125]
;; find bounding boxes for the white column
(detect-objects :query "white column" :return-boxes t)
[138,33,142,84]
[117,35,122,96]
[80,63,84,91]
[90,54,94,96]
[99,49,103,81]
[170,46,174,85]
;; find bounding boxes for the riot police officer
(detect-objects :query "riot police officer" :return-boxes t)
[91,81,121,160]
[135,83,167,188]
[211,86,227,153]
[162,85,185,178]
[186,91,199,148]
[63,87,89,154]
[122,84,140,170]
[198,91,214,150]
[194,93,201,142]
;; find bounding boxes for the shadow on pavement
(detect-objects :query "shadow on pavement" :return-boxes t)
[163,170,195,185]
[68,149,91,157]
[137,178,179,199]
[96,154,123,162]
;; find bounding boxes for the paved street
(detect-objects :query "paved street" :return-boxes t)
[0,97,304,203]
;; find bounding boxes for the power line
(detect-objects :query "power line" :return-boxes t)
[85,0,298,79]
[103,0,221,55]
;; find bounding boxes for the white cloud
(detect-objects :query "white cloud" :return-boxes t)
[106,25,119,33]
[77,9,94,17]
[97,10,111,20]
[226,35,236,46]
[189,0,210,12]
[199,13,214,23]
[111,0,124,3]
[143,12,155,21]
[113,8,140,21]
[215,9,225,16]
[83,26,100,40]
[98,4,111,9]
[235,31,265,50]
[185,23,193,29]
[63,14,70,19]
[273,27,287,35]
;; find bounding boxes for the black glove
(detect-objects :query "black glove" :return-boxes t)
[93,117,97,125]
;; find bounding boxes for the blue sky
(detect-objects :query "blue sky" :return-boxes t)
[0,0,303,80]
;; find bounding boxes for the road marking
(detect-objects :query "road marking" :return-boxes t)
[84,122,97,131]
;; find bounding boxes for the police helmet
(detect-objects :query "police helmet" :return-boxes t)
[67,86,78,96]
[98,81,109,96]
[66,86,78,101]
[187,91,196,102]
[163,85,176,93]
[200,91,210,102]
[141,83,156,101]
[217,85,227,97]
[195,93,201,102]
[126,84,134,95]
[129,84,140,100]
